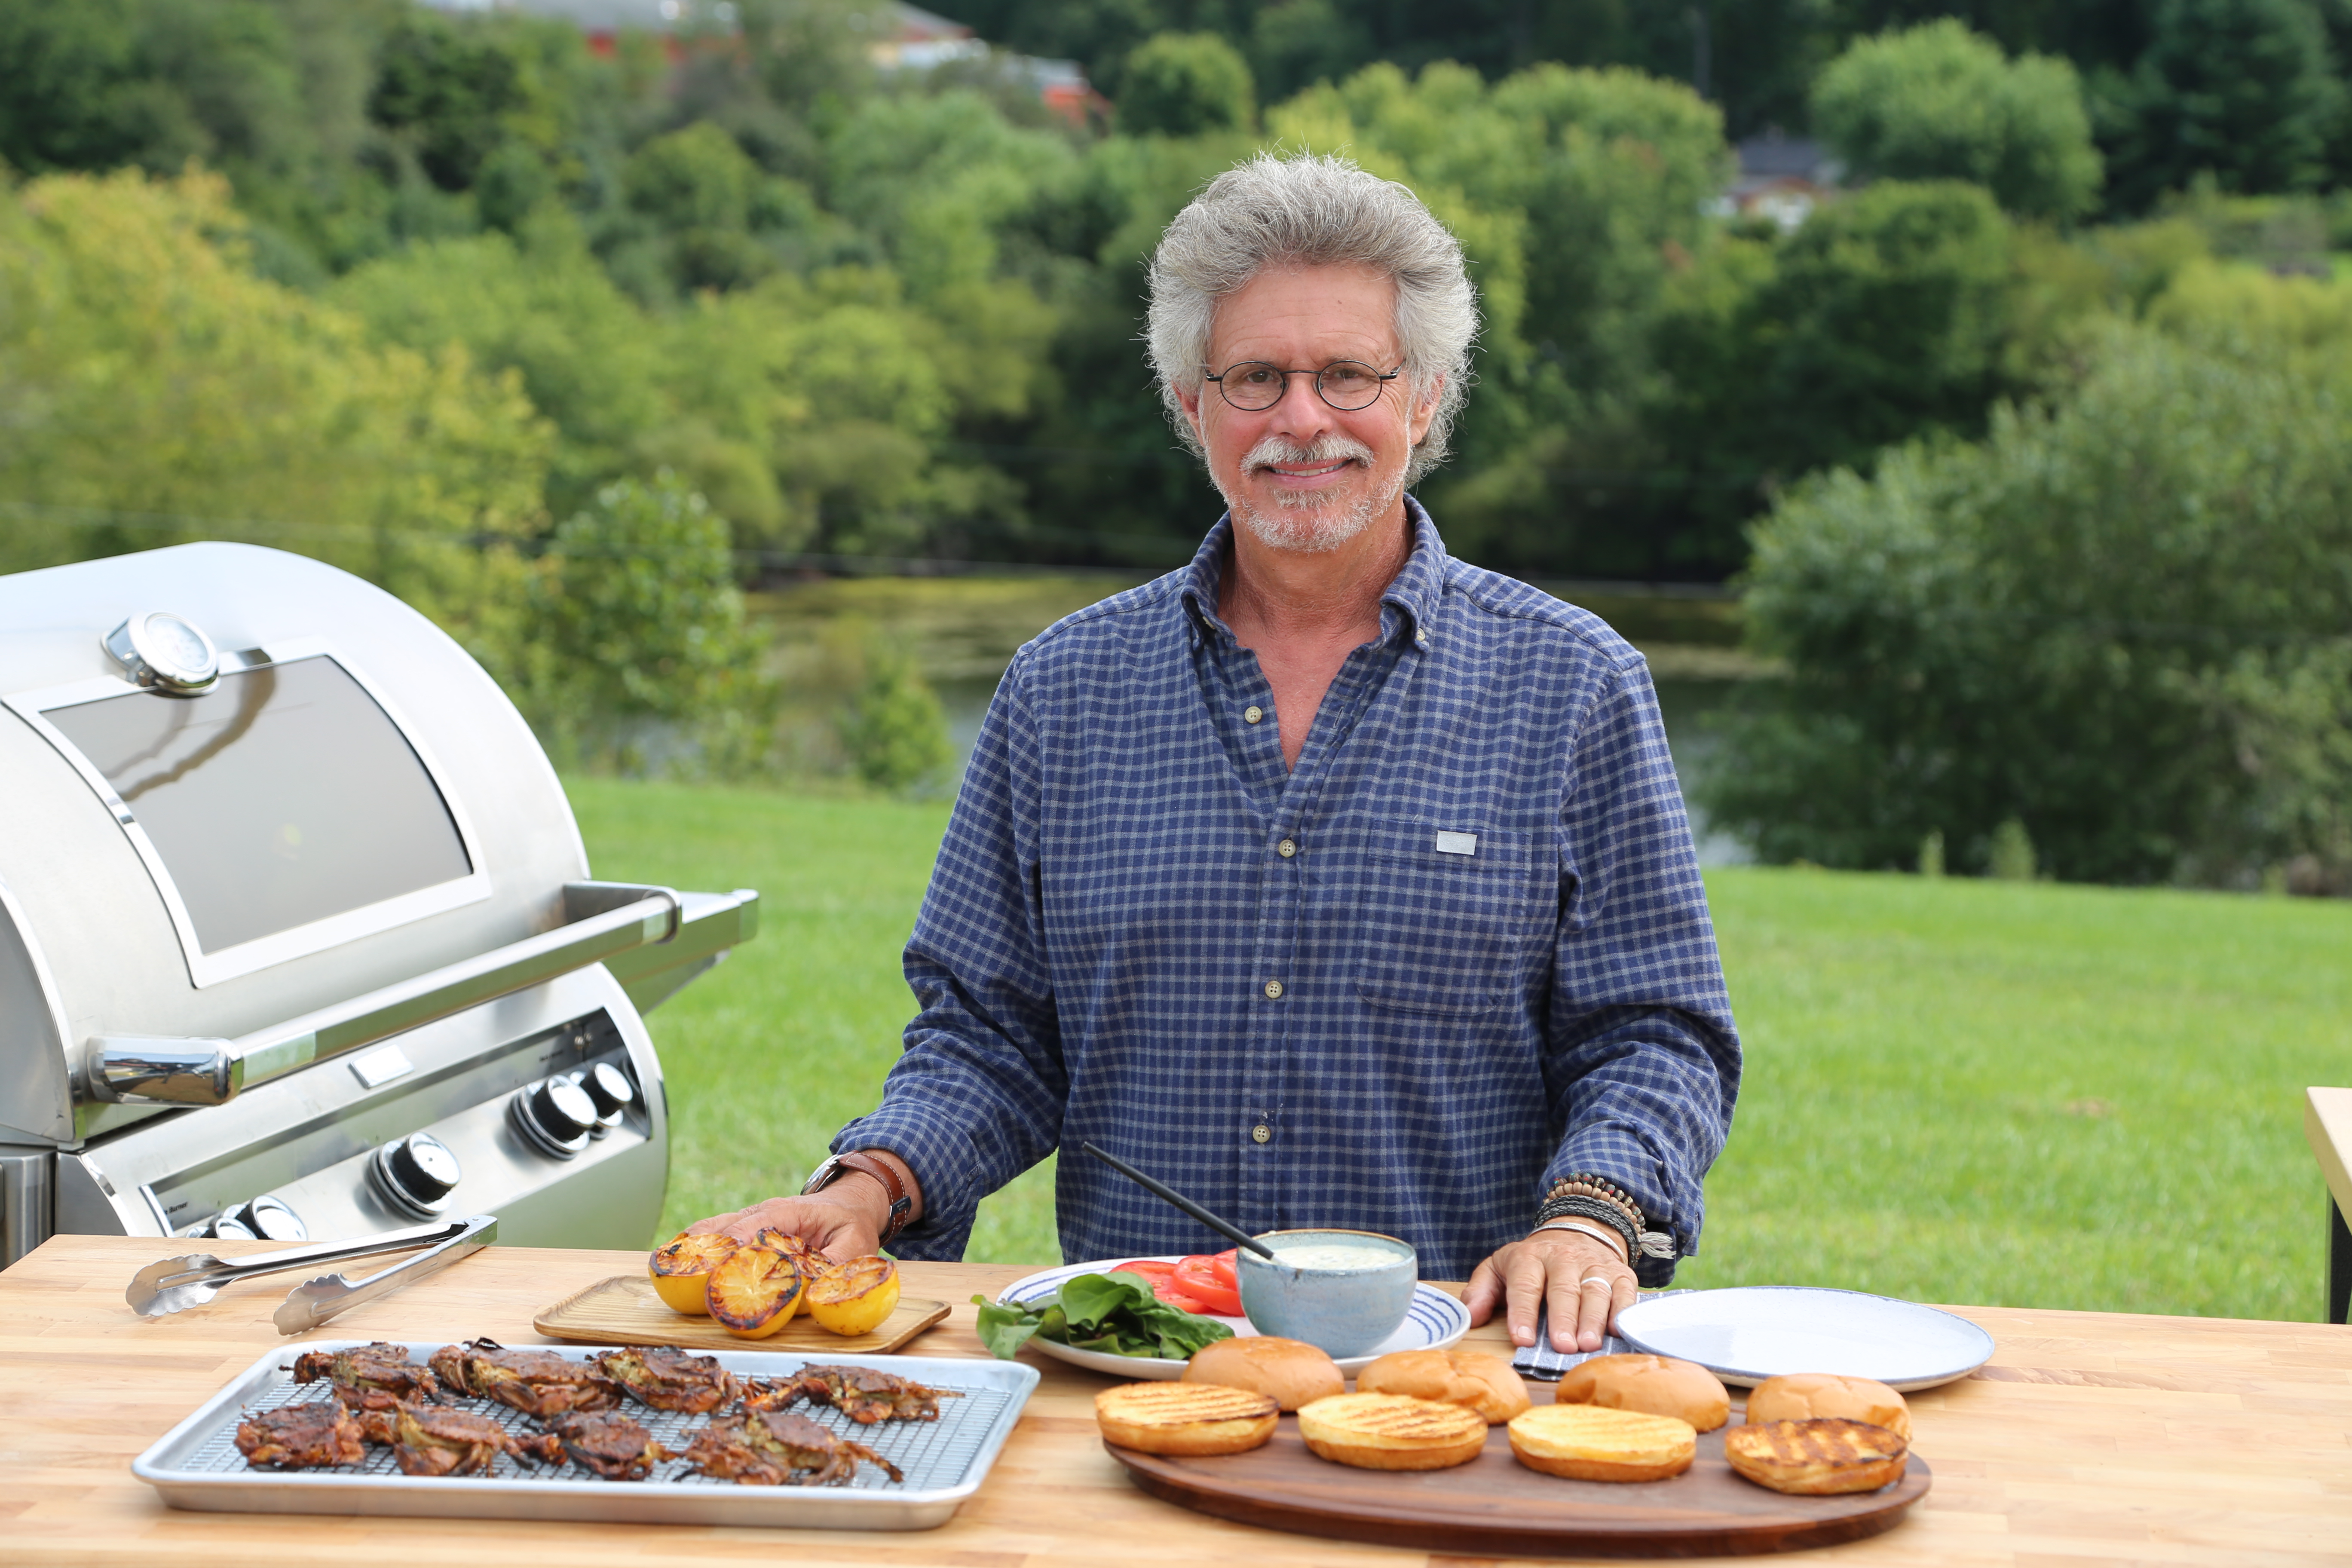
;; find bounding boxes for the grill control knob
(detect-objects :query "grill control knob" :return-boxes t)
[573,1062,635,1135]
[371,1132,461,1217]
[204,1214,257,1241]
[508,1076,596,1160]
[233,1194,308,1242]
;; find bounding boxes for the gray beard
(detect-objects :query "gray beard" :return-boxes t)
[1223,433,1399,554]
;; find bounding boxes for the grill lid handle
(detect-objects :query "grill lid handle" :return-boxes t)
[88,1037,240,1106]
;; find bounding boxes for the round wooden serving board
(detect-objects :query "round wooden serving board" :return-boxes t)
[1107,1421,1930,1559]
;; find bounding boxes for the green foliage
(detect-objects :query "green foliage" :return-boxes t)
[524,473,775,775]
[0,168,549,668]
[1650,181,2017,556]
[1700,317,2352,886]
[2096,0,2347,212]
[1117,32,1255,136]
[1812,20,2103,222]
[834,639,952,793]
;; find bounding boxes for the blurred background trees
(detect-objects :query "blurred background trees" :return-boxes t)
[2,0,2350,862]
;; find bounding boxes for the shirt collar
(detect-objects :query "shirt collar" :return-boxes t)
[1178,496,1447,650]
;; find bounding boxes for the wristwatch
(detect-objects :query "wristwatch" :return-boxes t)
[802,1151,913,1246]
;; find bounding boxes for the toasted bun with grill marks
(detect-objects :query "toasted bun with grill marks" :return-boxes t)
[1295,1392,1487,1471]
[1724,1418,1908,1495]
[1744,1374,1912,1440]
[1095,1382,1277,1456]
[1554,1353,1730,1433]
[1506,1403,1697,1482]
[1356,1349,1532,1424]
[1182,1336,1343,1412]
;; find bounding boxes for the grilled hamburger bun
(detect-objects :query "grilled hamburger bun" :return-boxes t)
[1095,1382,1278,1456]
[1182,1336,1343,1412]
[1744,1373,1912,1440]
[1724,1417,1908,1495]
[1506,1403,1698,1482]
[1554,1352,1730,1433]
[1355,1348,1532,1424]
[1295,1392,1488,1471]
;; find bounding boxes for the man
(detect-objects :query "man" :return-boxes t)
[691,152,1740,1354]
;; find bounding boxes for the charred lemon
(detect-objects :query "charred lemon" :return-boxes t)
[705,1243,805,1339]
[807,1255,901,1337]
[648,1232,740,1317]
[755,1227,827,1276]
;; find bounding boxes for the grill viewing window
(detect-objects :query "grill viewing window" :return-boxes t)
[46,655,472,953]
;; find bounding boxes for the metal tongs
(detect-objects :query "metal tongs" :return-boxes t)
[126,1213,497,1335]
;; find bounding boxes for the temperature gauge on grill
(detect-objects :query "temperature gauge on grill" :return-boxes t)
[369,1132,462,1218]
[102,609,220,695]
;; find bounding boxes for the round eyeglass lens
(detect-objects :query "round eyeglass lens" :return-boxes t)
[1317,361,1384,409]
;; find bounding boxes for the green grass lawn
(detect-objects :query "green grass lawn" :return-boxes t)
[573,778,2352,1322]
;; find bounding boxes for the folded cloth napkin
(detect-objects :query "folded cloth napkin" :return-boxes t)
[1509,1295,1668,1381]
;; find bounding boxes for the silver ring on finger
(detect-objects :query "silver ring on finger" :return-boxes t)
[1579,1276,1614,1290]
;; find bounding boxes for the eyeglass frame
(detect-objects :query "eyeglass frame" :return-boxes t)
[1200,358,1404,413]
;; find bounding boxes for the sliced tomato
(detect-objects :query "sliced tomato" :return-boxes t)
[1207,1249,1239,1293]
[1108,1259,1217,1314]
[1173,1253,1243,1316]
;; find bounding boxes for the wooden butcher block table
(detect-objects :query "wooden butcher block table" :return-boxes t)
[1,1235,2347,1565]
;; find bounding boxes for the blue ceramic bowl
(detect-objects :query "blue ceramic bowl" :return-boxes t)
[1236,1228,1418,1359]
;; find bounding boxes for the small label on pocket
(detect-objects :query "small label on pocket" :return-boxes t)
[1433,830,1478,857]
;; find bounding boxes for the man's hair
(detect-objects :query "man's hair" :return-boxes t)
[1146,152,1478,486]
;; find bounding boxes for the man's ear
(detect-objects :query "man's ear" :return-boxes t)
[1174,376,1206,441]
[1406,374,1443,448]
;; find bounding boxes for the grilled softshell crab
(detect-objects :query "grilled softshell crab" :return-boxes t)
[289,1341,442,1412]
[745,1363,961,1424]
[377,1406,564,1477]
[545,1409,673,1481]
[236,1402,367,1469]
[679,1408,903,1486]
[594,1344,739,1414]
[429,1338,621,1417]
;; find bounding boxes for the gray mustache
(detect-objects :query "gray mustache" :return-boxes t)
[1241,434,1376,473]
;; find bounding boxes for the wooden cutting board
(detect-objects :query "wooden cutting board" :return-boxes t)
[533,1274,950,1355]
[1108,1420,1930,1558]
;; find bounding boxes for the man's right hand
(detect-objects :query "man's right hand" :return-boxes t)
[684,1186,885,1263]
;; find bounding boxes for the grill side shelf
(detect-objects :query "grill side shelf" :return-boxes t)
[87,884,757,1108]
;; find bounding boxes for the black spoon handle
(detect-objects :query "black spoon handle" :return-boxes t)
[1079,1141,1277,1259]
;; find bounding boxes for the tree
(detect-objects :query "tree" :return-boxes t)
[0,168,550,673]
[1117,32,1255,135]
[1698,318,2352,886]
[524,472,775,775]
[2097,0,2345,212]
[1812,20,2103,222]
[1648,180,2018,561]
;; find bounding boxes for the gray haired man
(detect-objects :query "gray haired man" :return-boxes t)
[693,153,1741,1355]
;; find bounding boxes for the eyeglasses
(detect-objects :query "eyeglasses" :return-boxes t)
[1203,359,1402,412]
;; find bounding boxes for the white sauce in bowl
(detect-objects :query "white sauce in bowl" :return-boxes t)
[1268,1242,1403,1271]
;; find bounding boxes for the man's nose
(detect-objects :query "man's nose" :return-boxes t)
[1265,371,1335,439]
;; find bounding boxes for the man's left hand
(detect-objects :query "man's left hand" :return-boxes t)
[1464,1229,1636,1353]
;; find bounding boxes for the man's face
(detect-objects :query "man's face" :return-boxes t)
[1178,263,1439,554]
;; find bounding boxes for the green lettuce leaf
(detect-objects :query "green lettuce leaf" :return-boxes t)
[971,1271,1235,1361]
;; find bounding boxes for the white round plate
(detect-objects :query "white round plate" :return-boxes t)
[1614,1286,1996,1391]
[995,1257,1470,1379]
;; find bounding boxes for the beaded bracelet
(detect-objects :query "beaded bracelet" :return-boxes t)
[1542,1174,1678,1261]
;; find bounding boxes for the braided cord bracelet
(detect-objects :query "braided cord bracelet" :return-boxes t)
[1542,1174,1679,1261]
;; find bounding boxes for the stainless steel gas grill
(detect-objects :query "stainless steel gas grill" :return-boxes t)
[0,542,758,1265]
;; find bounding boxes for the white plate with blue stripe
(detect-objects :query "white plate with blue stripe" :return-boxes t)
[995,1257,1471,1379]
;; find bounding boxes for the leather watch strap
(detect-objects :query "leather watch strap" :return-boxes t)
[806,1150,913,1246]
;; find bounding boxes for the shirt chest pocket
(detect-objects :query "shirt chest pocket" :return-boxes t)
[1351,819,1552,1018]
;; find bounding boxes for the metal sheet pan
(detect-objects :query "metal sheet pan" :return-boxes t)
[132,1340,1039,1530]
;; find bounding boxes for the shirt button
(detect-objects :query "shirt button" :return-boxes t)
[1415,629,1431,650]
[1252,1124,1272,1145]
[1244,704,1264,725]
[1262,979,1284,999]
[1277,838,1297,858]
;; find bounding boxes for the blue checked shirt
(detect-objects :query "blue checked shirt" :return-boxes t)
[836,502,1740,1281]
